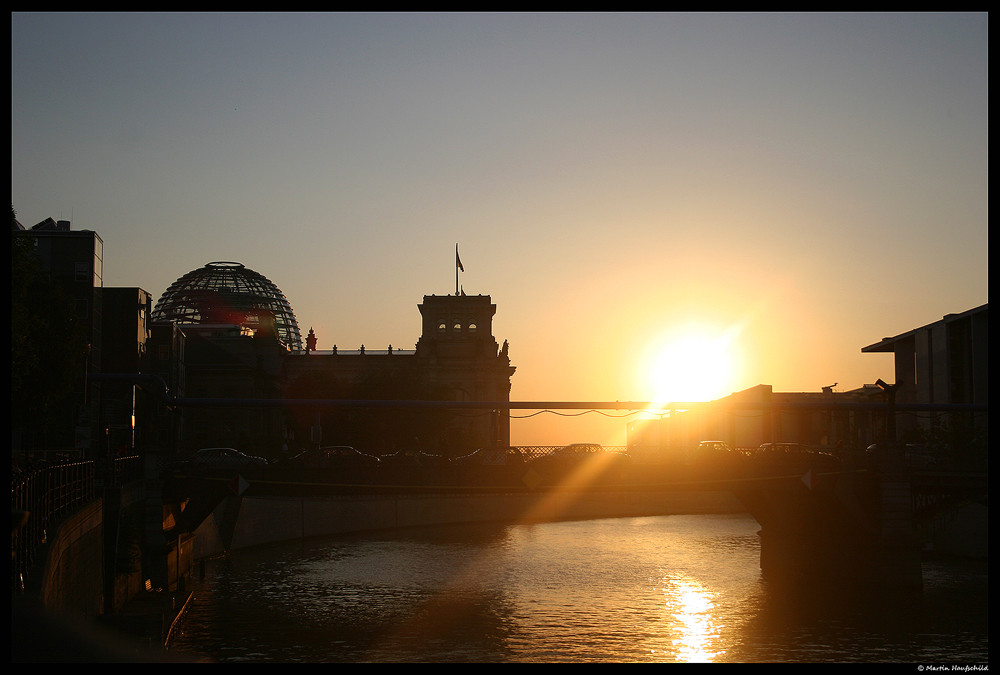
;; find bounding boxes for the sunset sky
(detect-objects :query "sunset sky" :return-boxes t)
[12,13,988,445]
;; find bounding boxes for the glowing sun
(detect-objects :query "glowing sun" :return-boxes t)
[640,322,742,405]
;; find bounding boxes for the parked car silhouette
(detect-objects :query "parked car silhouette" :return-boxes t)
[756,443,840,472]
[685,440,744,474]
[755,442,813,458]
[167,447,268,475]
[281,446,381,469]
[696,440,734,455]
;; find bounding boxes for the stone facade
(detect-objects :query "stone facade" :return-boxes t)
[281,294,516,456]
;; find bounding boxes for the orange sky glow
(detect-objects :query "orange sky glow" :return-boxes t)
[12,13,986,447]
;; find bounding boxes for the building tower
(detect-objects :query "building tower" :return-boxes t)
[415,294,516,450]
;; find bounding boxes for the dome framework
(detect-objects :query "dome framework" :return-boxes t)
[152,261,302,351]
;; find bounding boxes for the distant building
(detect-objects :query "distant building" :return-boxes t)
[12,226,517,459]
[12,217,104,365]
[147,261,304,455]
[176,322,288,457]
[12,218,104,456]
[861,304,988,409]
[100,287,154,457]
[146,321,188,455]
[145,261,516,458]
[627,303,989,465]
[626,383,883,462]
[151,261,302,351]
[283,294,516,456]
[862,303,988,443]
[12,217,170,460]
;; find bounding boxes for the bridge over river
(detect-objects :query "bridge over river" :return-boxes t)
[79,377,986,594]
[160,443,986,593]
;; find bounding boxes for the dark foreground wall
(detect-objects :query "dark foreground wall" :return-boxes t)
[22,482,148,618]
[35,499,105,616]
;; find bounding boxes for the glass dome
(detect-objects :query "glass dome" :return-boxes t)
[152,261,302,351]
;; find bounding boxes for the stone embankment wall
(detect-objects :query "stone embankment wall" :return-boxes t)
[35,500,106,616]
[192,490,745,559]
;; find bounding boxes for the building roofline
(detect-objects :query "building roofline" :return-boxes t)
[861,303,988,353]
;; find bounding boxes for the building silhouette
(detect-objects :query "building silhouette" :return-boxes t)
[283,294,516,456]
[12,217,171,462]
[148,261,300,456]
[862,304,987,461]
[99,287,154,457]
[12,218,105,457]
[861,304,987,412]
[626,383,885,463]
[136,260,517,458]
[627,304,988,466]
[151,261,302,352]
[17,216,978,467]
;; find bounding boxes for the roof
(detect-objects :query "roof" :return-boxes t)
[861,304,988,353]
[152,261,302,351]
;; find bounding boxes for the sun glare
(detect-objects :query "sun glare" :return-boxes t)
[640,323,742,405]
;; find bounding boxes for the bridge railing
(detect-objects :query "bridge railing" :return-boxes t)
[512,446,628,461]
[364,446,630,465]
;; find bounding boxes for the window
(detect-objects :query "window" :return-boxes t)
[74,262,91,282]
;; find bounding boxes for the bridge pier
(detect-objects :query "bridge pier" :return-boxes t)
[757,523,921,590]
[873,471,923,588]
[743,466,923,590]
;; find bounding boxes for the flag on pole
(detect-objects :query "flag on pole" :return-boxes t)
[456,245,464,272]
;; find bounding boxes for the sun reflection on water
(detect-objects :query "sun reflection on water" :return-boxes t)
[662,575,722,663]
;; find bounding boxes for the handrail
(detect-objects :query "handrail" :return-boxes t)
[10,455,141,594]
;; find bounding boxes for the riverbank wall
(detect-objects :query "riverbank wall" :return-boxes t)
[191,489,745,559]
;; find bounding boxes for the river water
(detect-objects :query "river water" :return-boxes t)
[167,513,988,663]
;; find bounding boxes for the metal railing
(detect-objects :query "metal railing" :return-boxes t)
[364,446,629,464]
[511,446,628,461]
[10,455,142,594]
